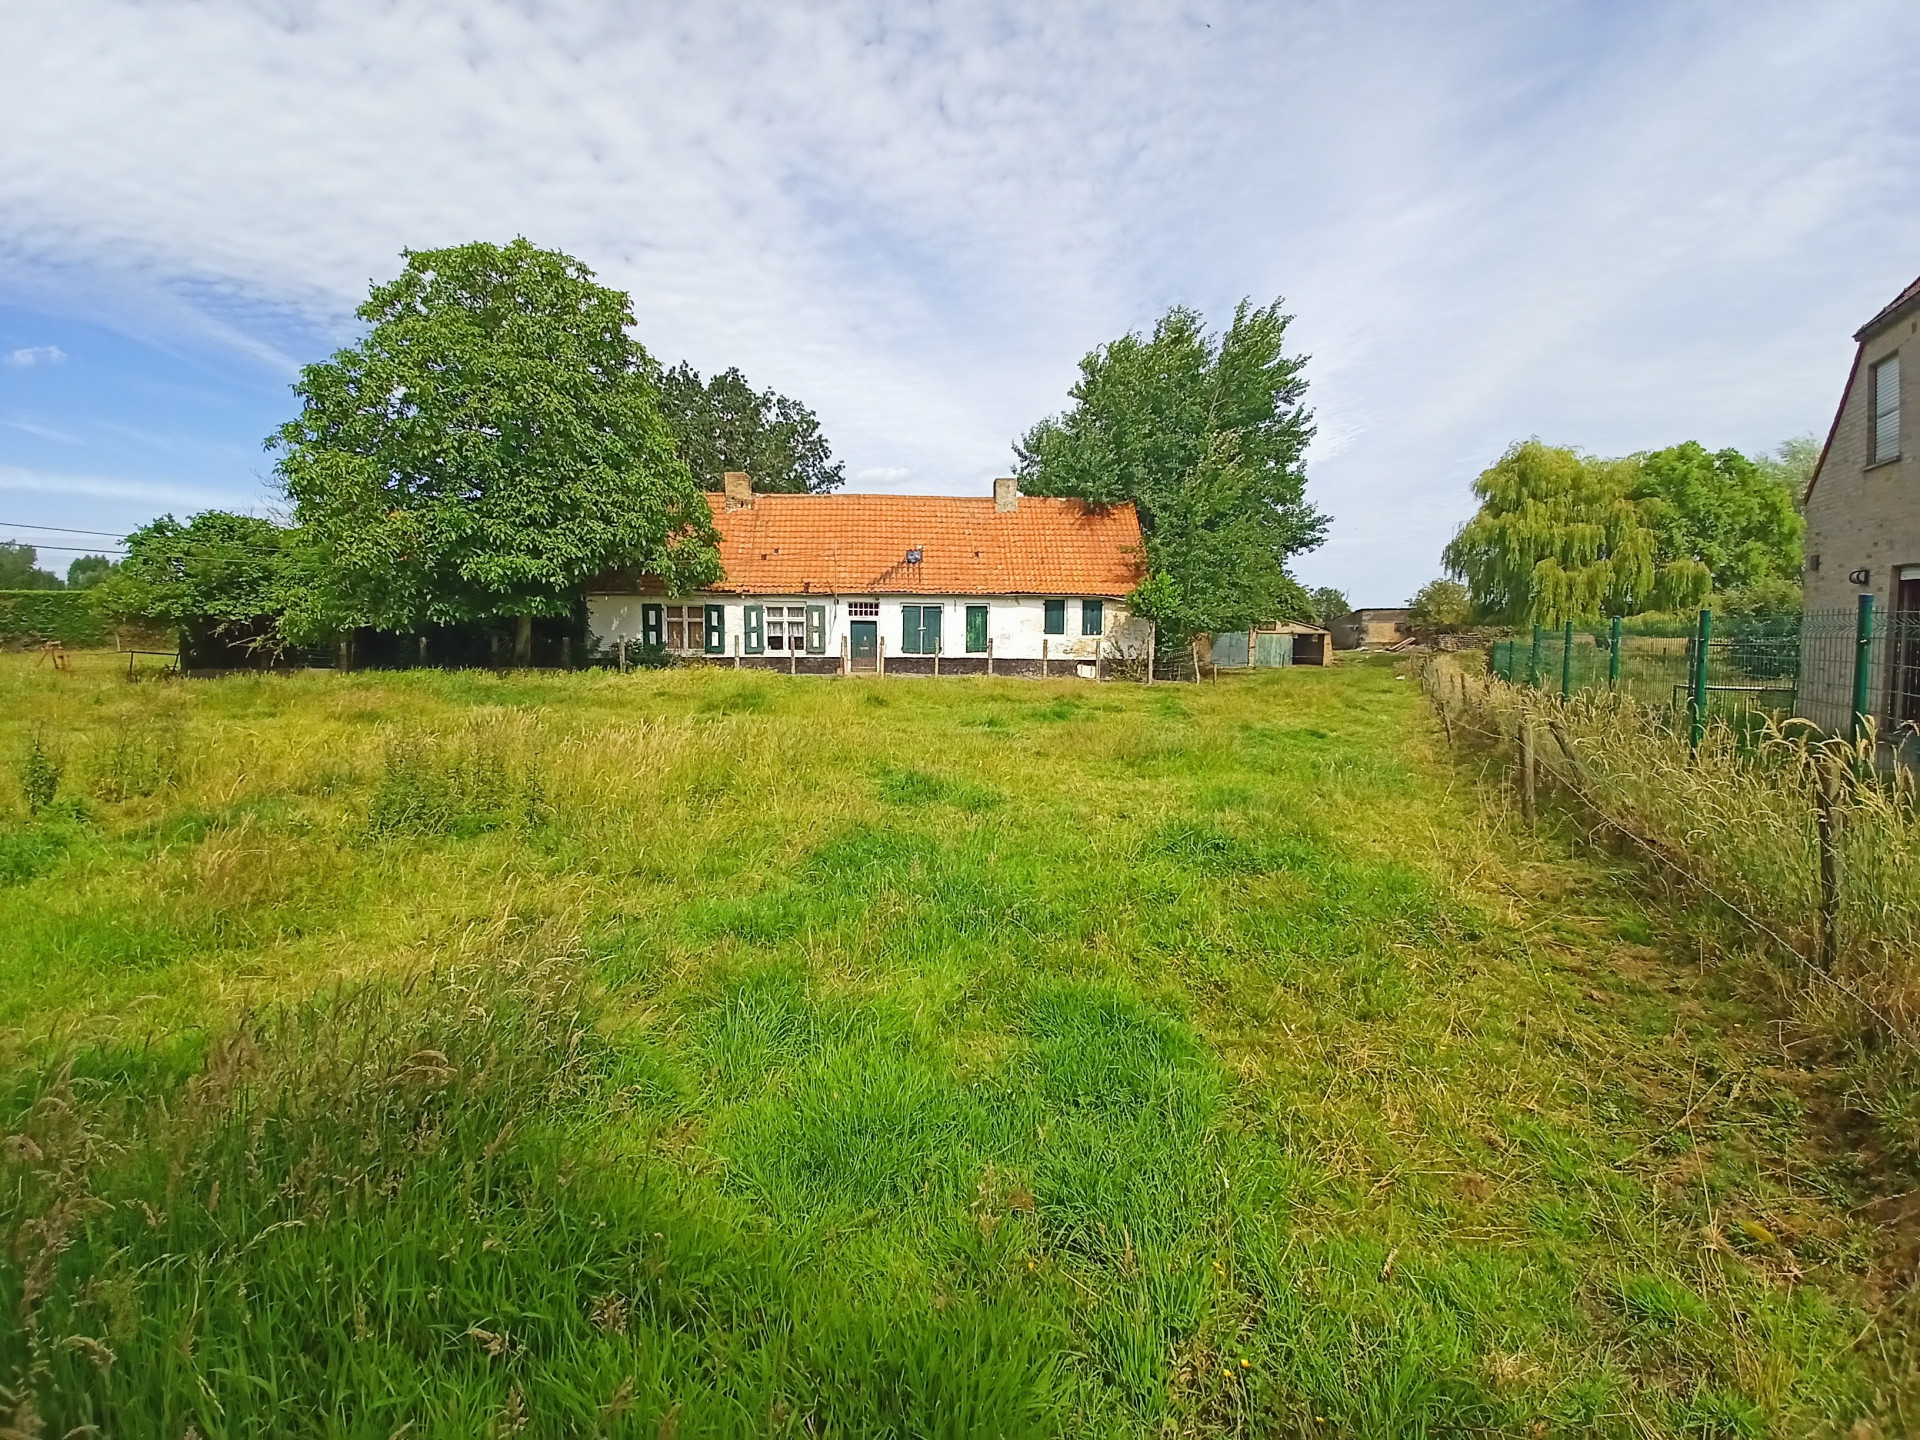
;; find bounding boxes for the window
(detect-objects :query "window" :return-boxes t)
[1081,599,1104,635]
[848,600,879,618]
[1873,354,1901,464]
[1043,598,1066,634]
[901,604,943,654]
[662,603,707,652]
[965,604,988,653]
[762,605,807,652]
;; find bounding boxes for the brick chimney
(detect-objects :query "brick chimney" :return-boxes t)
[723,471,753,510]
[993,476,1019,513]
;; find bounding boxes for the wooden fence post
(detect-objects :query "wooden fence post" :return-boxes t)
[1519,708,1537,825]
[1815,754,1843,970]
[1145,624,1155,685]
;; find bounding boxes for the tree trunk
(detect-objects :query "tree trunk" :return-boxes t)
[514,615,532,667]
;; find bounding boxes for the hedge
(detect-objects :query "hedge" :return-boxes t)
[0,591,112,649]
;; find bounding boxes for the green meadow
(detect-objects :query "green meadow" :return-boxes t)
[0,653,1907,1436]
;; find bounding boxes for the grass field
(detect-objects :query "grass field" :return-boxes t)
[0,652,1910,1437]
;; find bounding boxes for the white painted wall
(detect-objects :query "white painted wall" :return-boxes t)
[586,593,1151,664]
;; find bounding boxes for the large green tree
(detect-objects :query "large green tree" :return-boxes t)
[1443,441,1710,626]
[655,362,844,493]
[93,512,305,664]
[272,240,720,661]
[1015,299,1326,640]
[1630,441,1803,592]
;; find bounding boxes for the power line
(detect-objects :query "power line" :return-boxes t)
[2,540,128,555]
[0,520,130,538]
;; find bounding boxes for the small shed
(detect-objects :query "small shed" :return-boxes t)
[1207,620,1330,669]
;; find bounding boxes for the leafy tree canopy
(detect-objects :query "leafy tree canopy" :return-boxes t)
[655,362,844,494]
[1305,586,1350,626]
[0,543,64,590]
[1016,299,1327,640]
[1406,578,1473,637]
[1630,441,1803,591]
[65,554,116,589]
[1755,433,1820,508]
[271,239,719,655]
[93,512,305,656]
[1443,441,1711,626]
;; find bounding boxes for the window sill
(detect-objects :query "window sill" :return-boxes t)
[1867,455,1903,471]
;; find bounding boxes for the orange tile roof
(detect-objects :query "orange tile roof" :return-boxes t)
[599,492,1146,597]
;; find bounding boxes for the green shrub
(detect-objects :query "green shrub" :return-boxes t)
[0,590,110,649]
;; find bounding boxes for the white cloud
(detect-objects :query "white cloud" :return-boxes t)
[0,1,1916,598]
[1,418,79,444]
[0,464,230,509]
[5,346,66,367]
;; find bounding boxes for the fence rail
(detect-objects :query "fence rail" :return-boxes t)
[1487,600,1920,746]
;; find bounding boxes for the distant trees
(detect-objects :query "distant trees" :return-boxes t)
[655,363,844,494]
[1016,299,1327,641]
[1444,436,1810,626]
[1630,441,1803,597]
[0,543,64,590]
[1406,579,1472,638]
[1306,586,1350,625]
[272,240,719,662]
[93,513,305,664]
[65,555,116,589]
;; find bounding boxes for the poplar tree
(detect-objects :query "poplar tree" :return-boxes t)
[1016,299,1326,640]
[1443,440,1709,626]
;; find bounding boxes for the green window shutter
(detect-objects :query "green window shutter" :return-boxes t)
[805,604,826,654]
[923,605,942,654]
[965,605,987,653]
[1044,598,1066,634]
[641,604,664,647]
[744,604,764,654]
[1082,599,1103,635]
[704,604,725,654]
[901,605,922,655]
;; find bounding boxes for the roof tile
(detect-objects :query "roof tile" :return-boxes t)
[603,492,1145,597]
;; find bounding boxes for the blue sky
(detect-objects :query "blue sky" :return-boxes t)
[2,1,1916,601]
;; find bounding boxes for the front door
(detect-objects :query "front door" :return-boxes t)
[1895,569,1920,729]
[850,620,878,672]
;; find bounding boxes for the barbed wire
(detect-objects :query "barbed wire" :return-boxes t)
[1423,661,1918,1053]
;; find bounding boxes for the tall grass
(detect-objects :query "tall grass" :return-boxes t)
[1428,653,1920,1159]
[0,652,1910,1433]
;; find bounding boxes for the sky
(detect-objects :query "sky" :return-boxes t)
[1,1,1916,604]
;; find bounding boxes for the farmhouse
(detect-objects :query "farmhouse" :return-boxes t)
[1800,272,1920,733]
[586,474,1151,676]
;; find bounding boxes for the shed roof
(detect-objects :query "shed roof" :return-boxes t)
[595,492,1146,597]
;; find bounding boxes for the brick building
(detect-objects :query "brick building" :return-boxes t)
[1801,273,1919,733]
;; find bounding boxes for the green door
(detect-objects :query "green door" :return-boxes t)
[850,621,878,669]
[1254,632,1292,667]
[965,605,988,653]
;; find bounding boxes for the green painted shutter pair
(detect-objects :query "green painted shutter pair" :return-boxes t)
[901,605,943,655]
[641,604,664,647]
[1043,599,1066,635]
[704,605,725,654]
[742,603,829,655]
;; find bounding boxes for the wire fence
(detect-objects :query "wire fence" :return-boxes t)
[1486,604,1920,745]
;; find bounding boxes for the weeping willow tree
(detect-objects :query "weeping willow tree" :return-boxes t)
[1442,440,1710,626]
